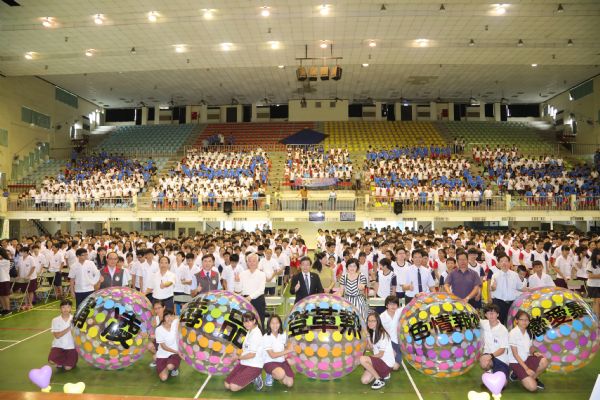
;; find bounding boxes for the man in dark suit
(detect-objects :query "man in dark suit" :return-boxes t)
[290,256,324,303]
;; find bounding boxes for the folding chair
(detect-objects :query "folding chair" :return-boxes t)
[9,277,30,311]
[567,279,587,297]
[36,272,55,303]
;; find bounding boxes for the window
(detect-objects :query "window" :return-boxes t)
[315,101,322,108]
[21,106,51,129]
[55,87,79,108]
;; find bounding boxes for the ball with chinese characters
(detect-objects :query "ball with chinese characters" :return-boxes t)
[507,287,599,373]
[399,292,483,378]
[178,290,260,375]
[72,287,153,370]
[285,293,368,380]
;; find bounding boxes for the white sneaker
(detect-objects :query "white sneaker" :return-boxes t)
[254,375,264,391]
[170,369,179,377]
[149,361,156,368]
[265,373,273,387]
[371,379,385,390]
[383,374,391,381]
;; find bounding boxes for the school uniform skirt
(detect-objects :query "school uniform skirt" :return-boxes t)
[0,281,10,296]
[369,356,392,378]
[27,279,37,293]
[48,347,78,368]
[264,361,295,377]
[225,363,262,387]
[156,354,181,375]
[510,355,541,381]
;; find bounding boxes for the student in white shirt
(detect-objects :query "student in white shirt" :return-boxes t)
[68,248,100,307]
[359,312,395,390]
[147,300,167,368]
[48,242,65,299]
[508,310,549,392]
[552,245,573,288]
[374,258,397,300]
[490,254,524,324]
[130,252,146,291]
[526,260,556,289]
[224,311,265,392]
[479,304,509,388]
[586,248,600,319]
[155,309,181,381]
[48,299,78,370]
[402,249,436,304]
[262,315,294,388]
[379,295,402,369]
[147,256,176,311]
[0,248,10,315]
[174,254,196,314]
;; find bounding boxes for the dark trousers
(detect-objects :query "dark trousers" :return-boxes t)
[251,295,266,328]
[492,298,513,325]
[75,291,93,309]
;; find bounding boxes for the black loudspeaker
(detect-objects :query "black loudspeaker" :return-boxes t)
[296,67,307,81]
[320,66,330,80]
[223,201,233,214]
[393,201,403,215]
[331,66,342,81]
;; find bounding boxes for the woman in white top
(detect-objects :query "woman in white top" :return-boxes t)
[508,310,549,392]
[586,248,600,319]
[155,309,181,381]
[262,315,294,388]
[224,312,265,392]
[147,300,166,368]
[0,248,11,315]
[48,299,78,370]
[359,312,395,390]
[147,256,176,311]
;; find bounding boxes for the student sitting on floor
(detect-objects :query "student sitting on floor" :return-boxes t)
[48,299,78,371]
[155,309,181,381]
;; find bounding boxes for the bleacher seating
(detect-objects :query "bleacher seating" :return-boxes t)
[96,124,198,155]
[322,121,445,152]
[440,121,558,153]
[194,122,315,148]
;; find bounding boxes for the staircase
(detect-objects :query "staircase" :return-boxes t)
[268,151,287,191]
[32,219,51,236]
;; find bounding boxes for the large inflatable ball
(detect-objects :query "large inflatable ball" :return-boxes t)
[285,293,368,380]
[399,292,483,378]
[507,287,599,373]
[72,287,153,370]
[179,290,260,375]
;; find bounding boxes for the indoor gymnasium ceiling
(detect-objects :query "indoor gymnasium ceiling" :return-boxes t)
[1,0,600,108]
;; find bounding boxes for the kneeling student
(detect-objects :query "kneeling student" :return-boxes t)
[155,309,181,381]
[479,304,509,389]
[224,312,264,392]
[263,315,295,387]
[359,312,396,390]
[48,299,78,370]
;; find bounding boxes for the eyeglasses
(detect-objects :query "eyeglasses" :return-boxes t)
[517,318,529,321]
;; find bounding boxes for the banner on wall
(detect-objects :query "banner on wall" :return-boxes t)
[295,177,337,188]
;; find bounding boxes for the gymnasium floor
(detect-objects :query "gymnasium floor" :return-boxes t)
[0,300,598,400]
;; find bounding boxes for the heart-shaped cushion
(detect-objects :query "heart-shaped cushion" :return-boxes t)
[481,371,507,395]
[28,365,52,390]
[468,391,491,400]
[63,382,86,394]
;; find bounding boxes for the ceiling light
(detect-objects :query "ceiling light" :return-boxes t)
[517,39,524,47]
[148,11,157,22]
[85,49,94,57]
[221,42,232,51]
[319,4,330,16]
[494,4,506,14]
[531,63,538,67]
[416,38,429,47]
[362,63,369,67]
[557,3,564,13]
[320,41,328,49]
[130,47,136,55]
[24,52,34,60]
[42,17,52,27]
[202,9,214,19]
[278,65,285,69]
[175,45,185,53]
[439,3,446,12]
[261,7,270,17]
[94,14,103,24]
[567,39,573,46]
[369,41,377,48]
[469,39,475,47]
[269,41,279,49]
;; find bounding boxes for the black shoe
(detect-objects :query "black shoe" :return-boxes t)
[509,371,518,382]
[536,379,545,390]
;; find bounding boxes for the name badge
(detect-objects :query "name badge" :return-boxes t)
[115,276,120,282]
[212,280,217,286]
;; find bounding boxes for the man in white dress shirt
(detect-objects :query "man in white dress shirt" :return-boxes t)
[240,253,266,327]
[258,249,279,295]
[527,260,556,289]
[402,249,435,304]
[68,248,100,307]
[490,254,524,324]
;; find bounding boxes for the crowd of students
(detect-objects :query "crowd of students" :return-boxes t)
[20,154,156,208]
[149,148,269,209]
[285,146,353,187]
[1,225,599,392]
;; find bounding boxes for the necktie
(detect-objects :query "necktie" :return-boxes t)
[417,269,423,293]
[304,273,310,293]
[205,271,210,279]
